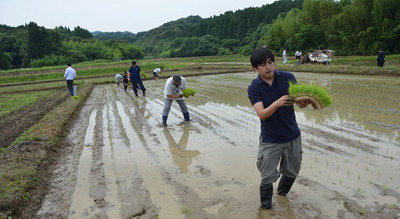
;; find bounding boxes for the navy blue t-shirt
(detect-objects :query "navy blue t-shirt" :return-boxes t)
[247,70,300,143]
[129,65,141,80]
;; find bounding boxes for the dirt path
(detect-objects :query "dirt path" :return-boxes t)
[33,73,400,218]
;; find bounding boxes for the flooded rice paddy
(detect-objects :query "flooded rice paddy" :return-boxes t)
[37,72,400,218]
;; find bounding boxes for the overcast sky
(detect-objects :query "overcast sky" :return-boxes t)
[0,0,276,33]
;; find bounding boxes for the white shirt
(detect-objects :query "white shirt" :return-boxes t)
[164,76,187,100]
[154,68,161,73]
[282,50,287,58]
[64,67,76,80]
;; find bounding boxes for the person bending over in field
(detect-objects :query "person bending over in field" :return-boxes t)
[162,74,190,126]
[153,67,163,81]
[247,47,309,210]
[122,71,129,91]
[115,73,123,86]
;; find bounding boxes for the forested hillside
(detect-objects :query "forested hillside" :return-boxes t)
[133,0,304,57]
[131,0,399,57]
[92,31,146,43]
[1,0,400,70]
[0,23,144,70]
[264,0,400,55]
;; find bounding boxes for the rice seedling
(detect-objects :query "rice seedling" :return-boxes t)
[183,88,197,98]
[182,205,192,215]
[288,81,333,110]
[357,208,366,214]
[140,72,149,79]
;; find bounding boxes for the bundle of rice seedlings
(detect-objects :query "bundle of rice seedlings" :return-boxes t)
[71,96,80,99]
[288,81,332,110]
[141,72,149,79]
[183,88,197,98]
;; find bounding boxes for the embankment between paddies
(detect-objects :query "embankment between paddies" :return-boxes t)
[0,84,93,216]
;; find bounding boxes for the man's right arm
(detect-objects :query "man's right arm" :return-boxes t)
[253,95,292,120]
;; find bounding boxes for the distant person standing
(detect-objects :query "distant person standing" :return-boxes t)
[295,50,300,60]
[377,49,385,67]
[282,49,287,65]
[128,61,146,96]
[64,63,76,96]
[162,74,190,126]
[153,67,163,80]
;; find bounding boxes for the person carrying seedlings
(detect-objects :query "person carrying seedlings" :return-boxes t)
[162,74,190,126]
[128,60,146,96]
[64,63,77,96]
[115,73,123,86]
[153,67,163,80]
[247,47,310,210]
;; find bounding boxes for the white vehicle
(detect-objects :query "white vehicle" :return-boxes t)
[309,50,332,65]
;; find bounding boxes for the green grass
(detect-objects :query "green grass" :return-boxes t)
[0,90,54,118]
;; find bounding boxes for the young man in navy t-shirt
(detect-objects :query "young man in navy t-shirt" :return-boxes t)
[247,47,310,210]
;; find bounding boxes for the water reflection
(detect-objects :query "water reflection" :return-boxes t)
[184,73,400,142]
[163,124,200,173]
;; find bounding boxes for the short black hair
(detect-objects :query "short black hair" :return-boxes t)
[132,61,136,65]
[250,47,275,69]
[67,63,72,66]
[173,74,181,82]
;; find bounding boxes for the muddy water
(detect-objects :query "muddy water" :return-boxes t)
[37,72,400,218]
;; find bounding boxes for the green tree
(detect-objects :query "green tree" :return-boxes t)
[0,51,12,70]
[72,26,93,39]
[27,22,50,60]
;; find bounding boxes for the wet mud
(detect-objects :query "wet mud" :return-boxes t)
[34,72,399,218]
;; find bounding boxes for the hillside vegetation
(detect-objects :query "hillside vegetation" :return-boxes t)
[1,0,400,71]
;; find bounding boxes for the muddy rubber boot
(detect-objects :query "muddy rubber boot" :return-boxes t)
[162,115,168,126]
[183,112,190,122]
[277,175,296,196]
[260,183,273,209]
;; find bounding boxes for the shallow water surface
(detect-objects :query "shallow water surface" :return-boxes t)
[39,72,400,218]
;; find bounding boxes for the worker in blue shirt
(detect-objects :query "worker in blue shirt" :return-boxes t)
[128,61,146,96]
[247,47,310,210]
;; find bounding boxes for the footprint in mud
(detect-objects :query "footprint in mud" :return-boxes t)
[197,166,211,177]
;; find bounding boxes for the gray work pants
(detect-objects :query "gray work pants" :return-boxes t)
[257,136,302,186]
[163,98,188,116]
